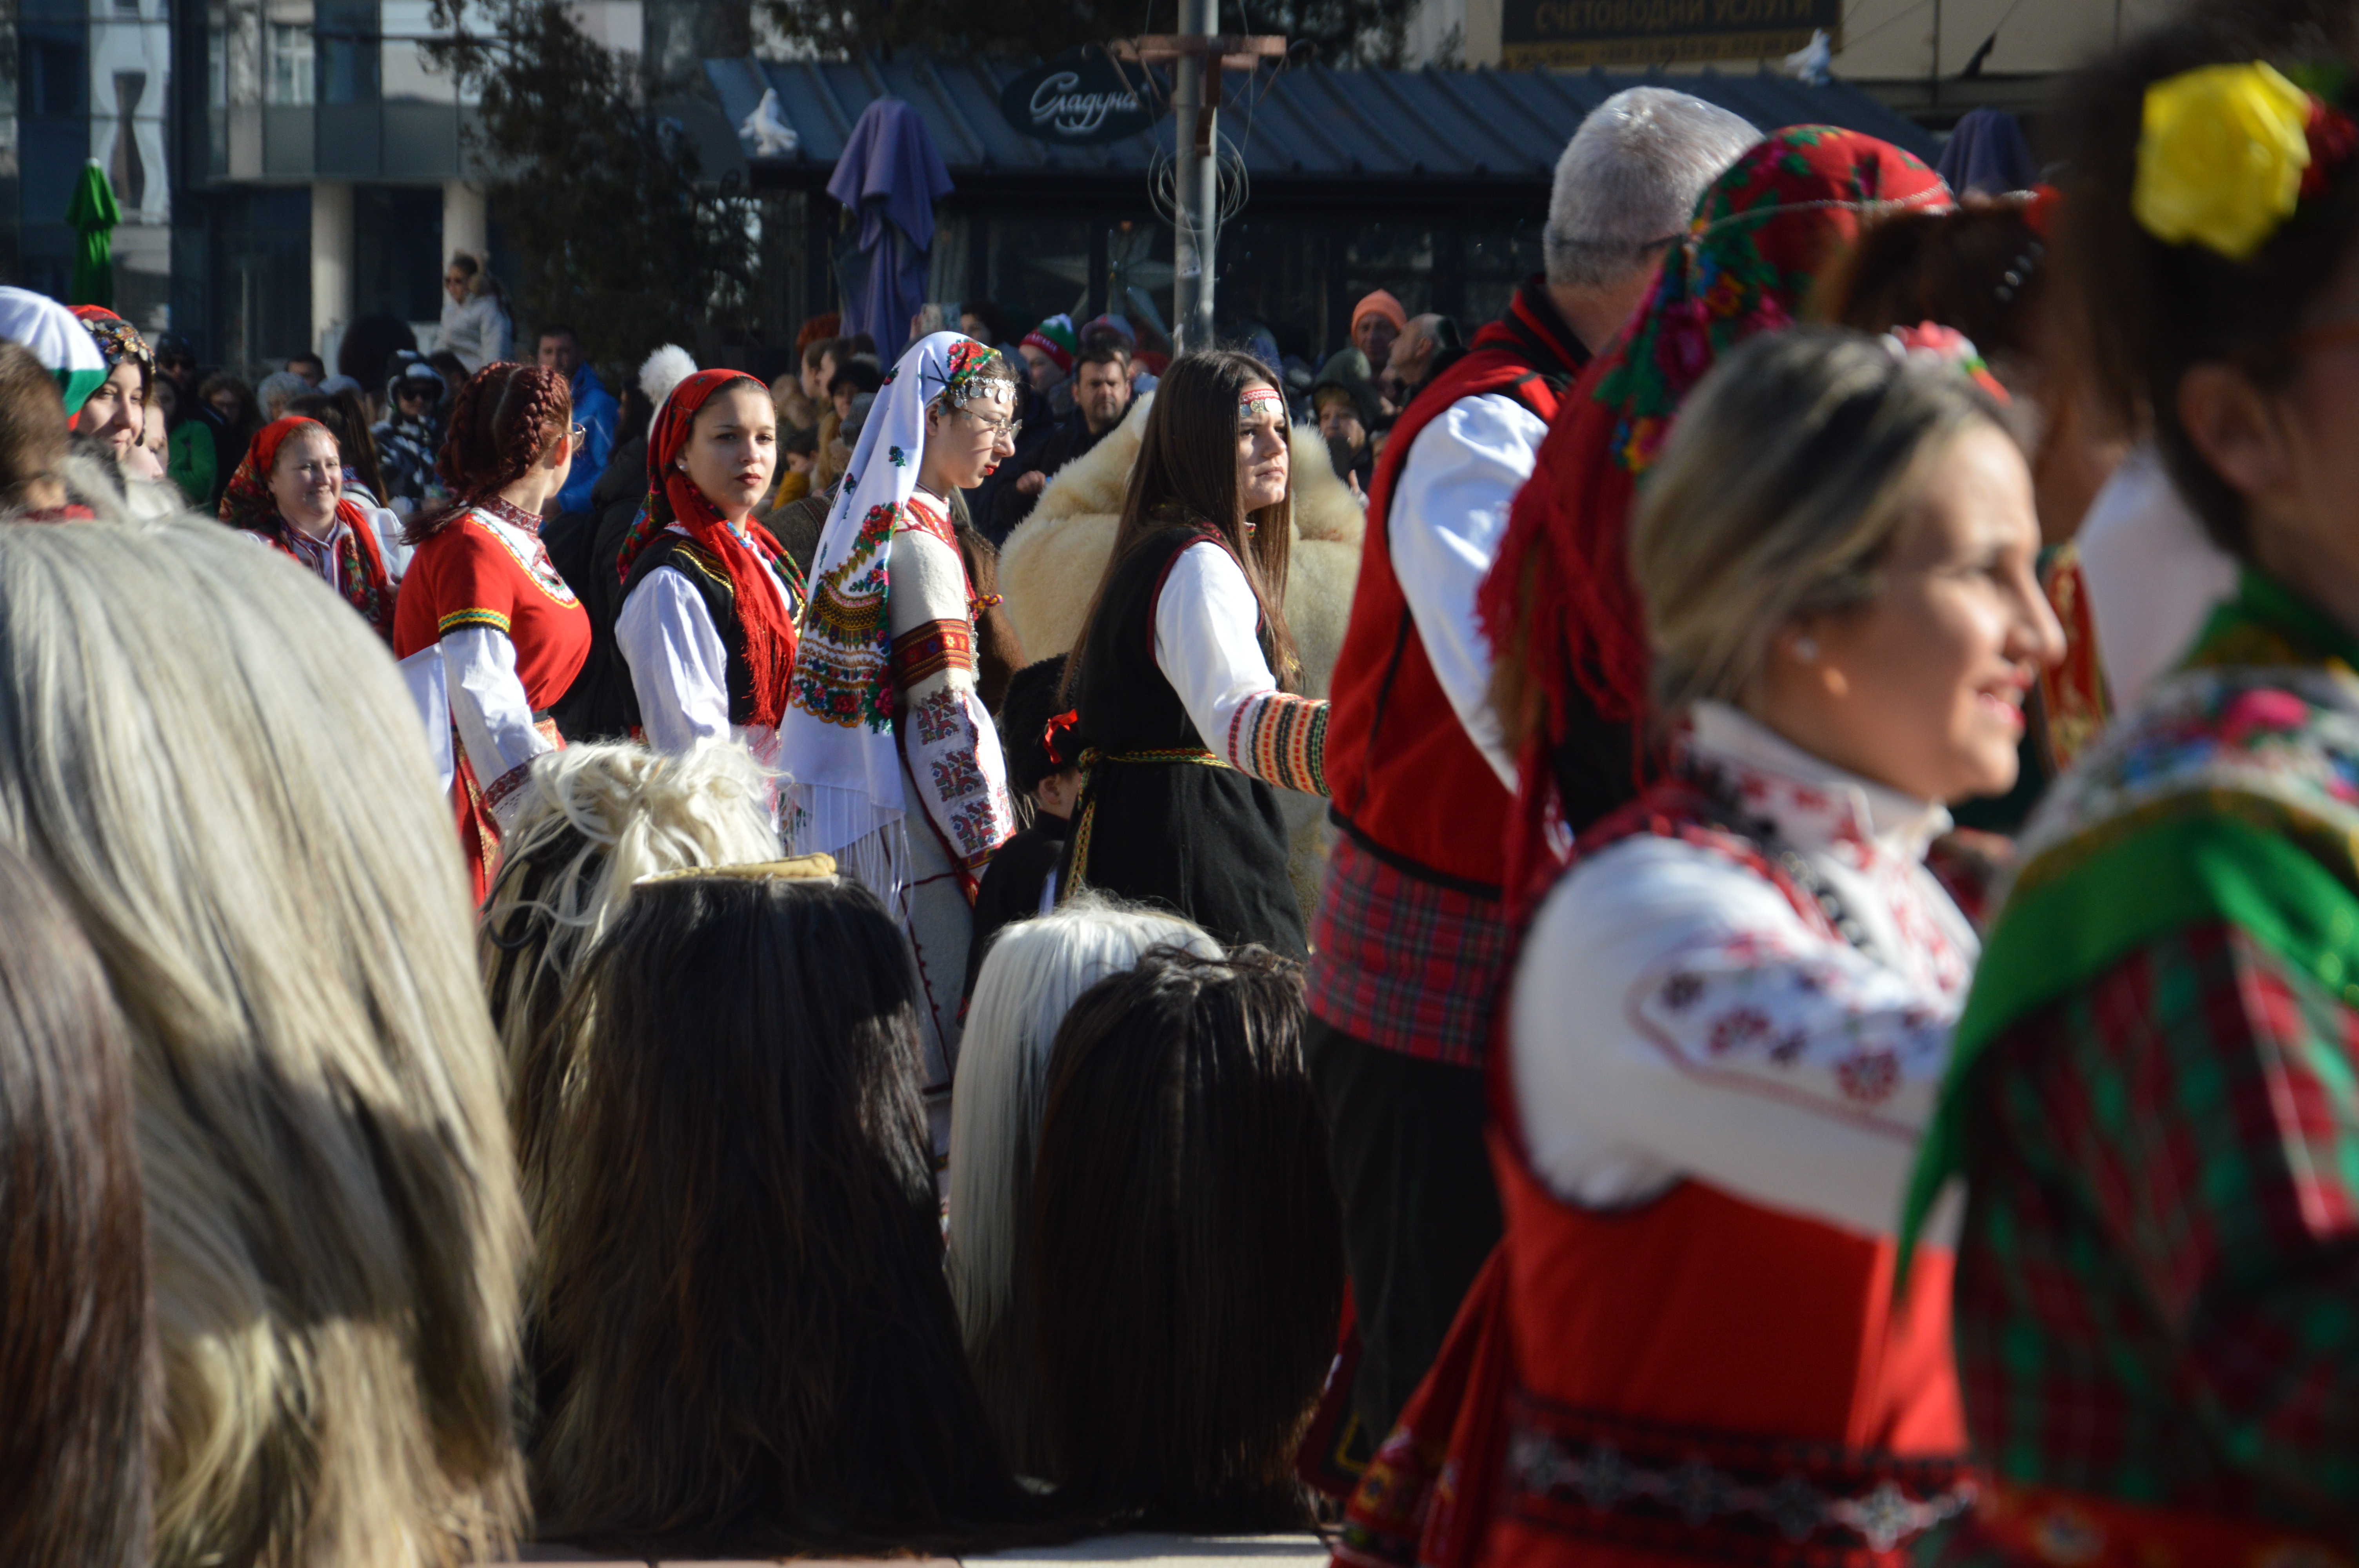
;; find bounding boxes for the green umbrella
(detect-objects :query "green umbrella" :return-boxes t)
[67,160,122,310]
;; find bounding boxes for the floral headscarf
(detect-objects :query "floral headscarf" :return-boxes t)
[220,415,394,643]
[67,305,153,397]
[779,332,1007,893]
[1476,127,1951,904]
[614,368,802,729]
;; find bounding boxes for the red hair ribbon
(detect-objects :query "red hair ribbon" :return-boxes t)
[1042,709,1079,769]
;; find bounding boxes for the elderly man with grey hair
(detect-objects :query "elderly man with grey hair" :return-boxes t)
[1303,85,1759,1466]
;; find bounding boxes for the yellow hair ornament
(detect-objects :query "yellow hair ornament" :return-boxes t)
[2132,62,2314,261]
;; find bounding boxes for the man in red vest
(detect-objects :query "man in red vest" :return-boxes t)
[1307,88,1763,1453]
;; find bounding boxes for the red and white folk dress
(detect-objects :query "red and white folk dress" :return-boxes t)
[393,497,592,900]
[1338,701,1978,1568]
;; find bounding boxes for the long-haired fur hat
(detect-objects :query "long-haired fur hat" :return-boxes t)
[0,839,153,1568]
[0,521,525,1568]
[480,737,779,1240]
[948,895,1222,1475]
[531,865,1043,1555]
[1030,945,1343,1527]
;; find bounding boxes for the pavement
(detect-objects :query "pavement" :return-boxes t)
[501,1532,1334,1568]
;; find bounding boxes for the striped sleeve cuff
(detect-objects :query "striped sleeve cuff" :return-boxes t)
[438,607,512,637]
[1225,691,1330,797]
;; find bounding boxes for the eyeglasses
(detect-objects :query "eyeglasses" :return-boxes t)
[567,423,586,450]
[962,408,1021,441]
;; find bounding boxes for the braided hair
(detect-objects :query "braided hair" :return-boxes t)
[405,361,572,543]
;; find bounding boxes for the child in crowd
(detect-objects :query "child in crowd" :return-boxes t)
[964,656,1080,1000]
[773,423,817,507]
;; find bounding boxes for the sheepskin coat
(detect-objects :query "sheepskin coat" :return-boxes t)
[997,397,1366,917]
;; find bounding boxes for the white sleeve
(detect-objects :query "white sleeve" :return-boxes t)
[1509,836,1959,1240]
[615,565,735,753]
[1391,393,1550,791]
[1154,540,1283,748]
[366,503,413,585]
[1152,540,1330,795]
[441,625,556,829]
[890,524,1016,871]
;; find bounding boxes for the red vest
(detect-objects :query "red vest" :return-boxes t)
[1325,285,1587,889]
[1477,1151,1968,1568]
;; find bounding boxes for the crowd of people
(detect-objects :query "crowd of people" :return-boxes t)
[7,0,2359,1563]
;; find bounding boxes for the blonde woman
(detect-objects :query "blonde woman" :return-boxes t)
[0,522,524,1567]
[1341,327,2063,1568]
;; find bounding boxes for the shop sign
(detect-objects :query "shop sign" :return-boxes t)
[1501,0,1841,68]
[999,51,1161,145]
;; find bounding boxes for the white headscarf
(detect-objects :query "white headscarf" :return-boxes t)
[780,330,1008,895]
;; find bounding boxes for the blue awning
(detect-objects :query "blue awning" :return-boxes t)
[706,54,1936,198]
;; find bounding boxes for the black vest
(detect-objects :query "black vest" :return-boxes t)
[616,534,799,731]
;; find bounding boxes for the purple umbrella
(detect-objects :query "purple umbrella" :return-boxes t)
[827,100,954,364]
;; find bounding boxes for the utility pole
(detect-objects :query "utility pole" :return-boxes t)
[1123,27,1281,354]
[1171,0,1219,352]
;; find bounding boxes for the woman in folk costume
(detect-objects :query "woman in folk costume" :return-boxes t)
[1339,328,2062,1568]
[393,361,592,902]
[1483,128,1952,906]
[220,415,399,644]
[781,332,1021,1156]
[1057,349,1330,956]
[1905,33,2359,1560]
[614,368,804,773]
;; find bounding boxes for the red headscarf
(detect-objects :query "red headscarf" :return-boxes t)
[613,369,798,728]
[219,415,396,643]
[1477,128,1951,907]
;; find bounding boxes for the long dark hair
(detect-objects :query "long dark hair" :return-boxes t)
[528,870,1043,1555]
[2051,1,2359,556]
[1062,350,1300,699]
[0,840,153,1568]
[1029,945,1342,1528]
[406,361,572,544]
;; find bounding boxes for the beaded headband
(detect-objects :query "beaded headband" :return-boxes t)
[939,339,1010,410]
[1240,385,1285,419]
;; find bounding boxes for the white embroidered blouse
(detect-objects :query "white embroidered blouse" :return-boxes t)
[1507,701,1976,1240]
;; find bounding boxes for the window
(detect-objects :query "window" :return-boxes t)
[265,21,314,106]
[20,27,88,119]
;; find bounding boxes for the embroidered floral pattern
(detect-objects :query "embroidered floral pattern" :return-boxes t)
[938,339,1003,407]
[910,688,963,746]
[791,501,897,732]
[1601,733,1974,1140]
[930,748,985,799]
[949,799,1003,862]
[2014,663,2359,897]
[1592,131,1945,478]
